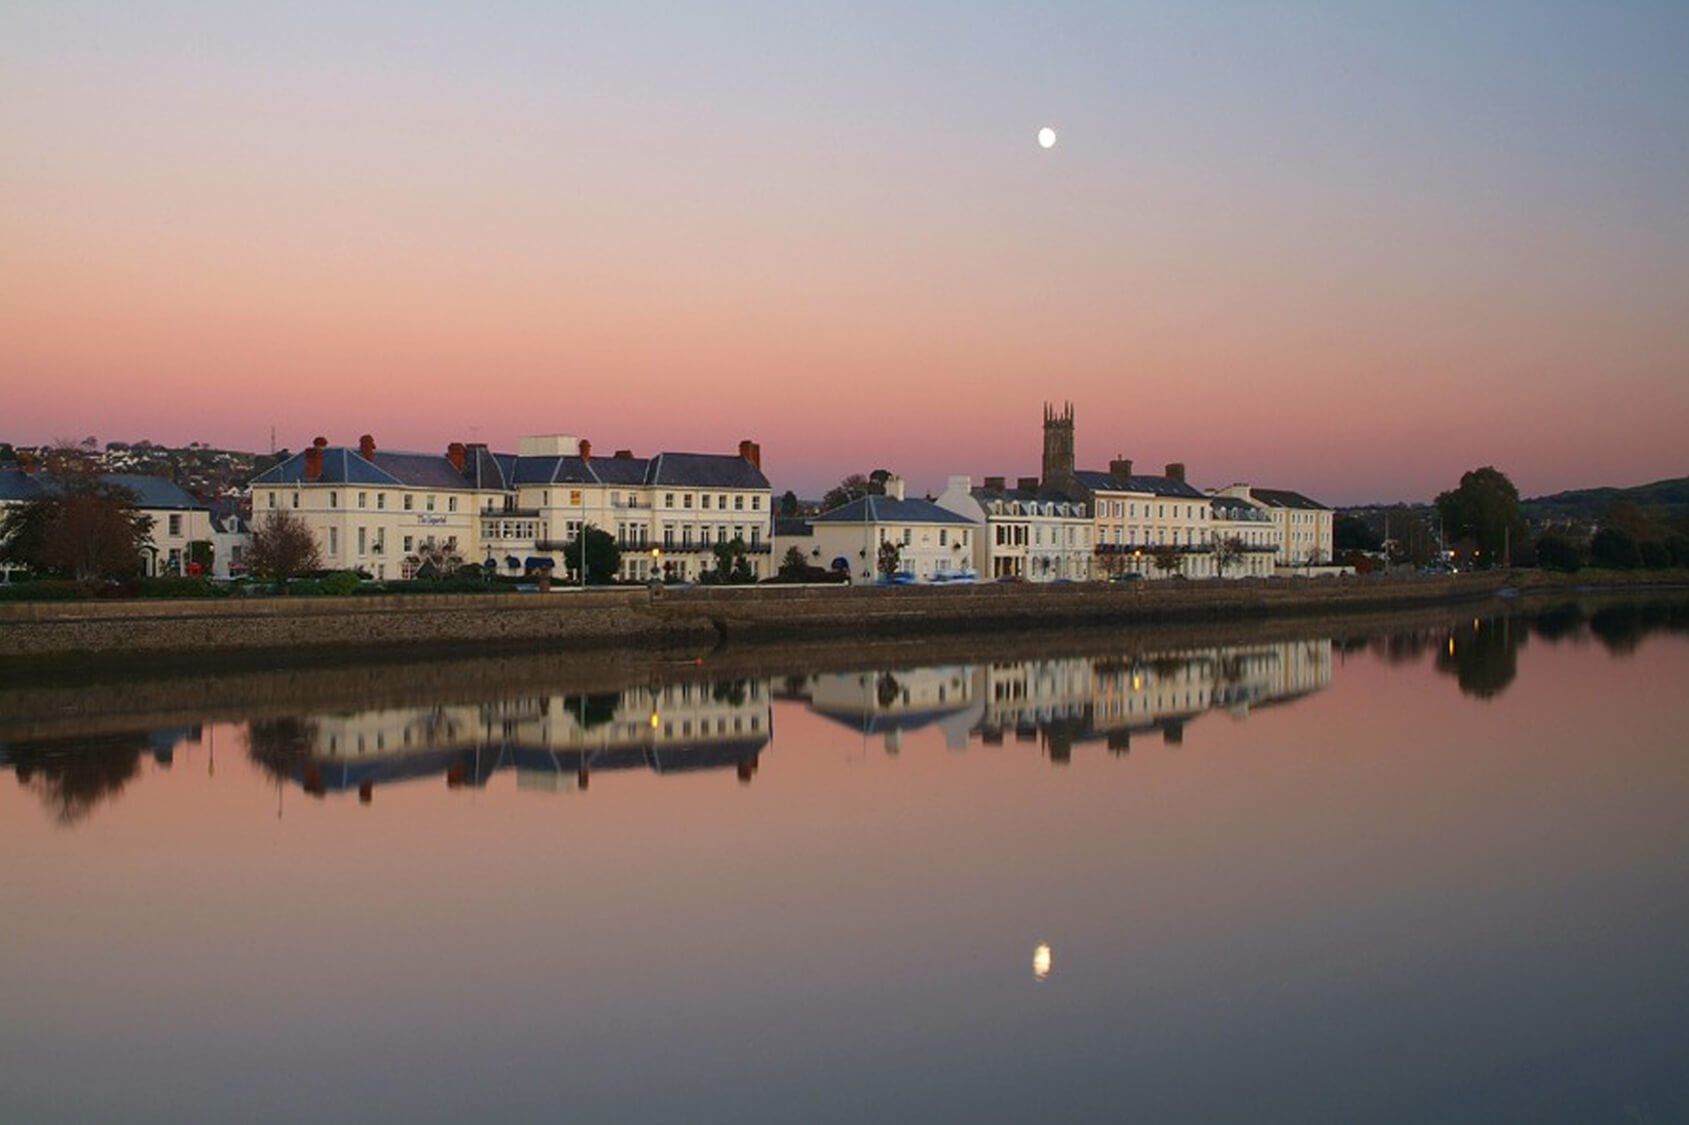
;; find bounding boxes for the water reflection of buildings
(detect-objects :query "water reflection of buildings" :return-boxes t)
[248,680,771,800]
[0,725,202,825]
[785,640,1335,762]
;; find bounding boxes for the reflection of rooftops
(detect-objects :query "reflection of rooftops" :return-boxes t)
[809,704,974,735]
[293,736,769,792]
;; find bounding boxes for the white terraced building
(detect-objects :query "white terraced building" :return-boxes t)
[0,466,220,578]
[933,474,1092,581]
[248,433,773,582]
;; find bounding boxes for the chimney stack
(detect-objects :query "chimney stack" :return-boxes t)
[614,449,634,459]
[304,436,328,481]
[1109,457,1134,479]
[1017,476,1040,492]
[446,442,466,472]
[984,475,1006,491]
[358,433,376,460]
[885,475,906,501]
[738,439,762,470]
[1165,462,1186,483]
[578,439,592,462]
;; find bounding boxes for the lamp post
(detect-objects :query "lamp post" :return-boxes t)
[650,546,661,585]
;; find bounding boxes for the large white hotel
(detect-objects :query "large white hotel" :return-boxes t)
[249,433,774,582]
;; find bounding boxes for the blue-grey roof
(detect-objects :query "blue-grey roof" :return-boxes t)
[1252,487,1329,511]
[647,452,768,490]
[811,495,978,526]
[1070,469,1205,498]
[250,447,401,487]
[3,470,204,510]
[371,451,476,489]
[0,468,45,502]
[589,456,651,486]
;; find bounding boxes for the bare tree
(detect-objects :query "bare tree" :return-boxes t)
[1150,544,1184,578]
[248,509,322,585]
[1214,535,1246,577]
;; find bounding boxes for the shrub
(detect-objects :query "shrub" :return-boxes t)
[288,578,325,596]
[0,578,88,601]
[136,577,218,598]
[1639,540,1671,569]
[1533,531,1583,574]
[319,571,364,596]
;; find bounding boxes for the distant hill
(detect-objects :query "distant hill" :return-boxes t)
[1521,476,1689,522]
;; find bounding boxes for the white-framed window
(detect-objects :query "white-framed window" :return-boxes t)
[426,495,435,511]
[291,492,299,509]
[448,497,458,512]
[358,492,367,509]
[329,492,338,509]
[328,527,339,554]
[168,514,182,536]
[404,494,414,511]
[377,493,386,510]
[734,495,744,510]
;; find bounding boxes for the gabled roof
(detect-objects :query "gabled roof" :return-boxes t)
[371,451,475,490]
[1252,488,1329,511]
[647,452,768,490]
[811,495,977,526]
[774,517,813,537]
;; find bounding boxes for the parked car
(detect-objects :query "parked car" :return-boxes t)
[1109,571,1144,582]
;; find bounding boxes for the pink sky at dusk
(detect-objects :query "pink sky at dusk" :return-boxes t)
[3,3,1685,504]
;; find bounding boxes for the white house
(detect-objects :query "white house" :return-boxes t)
[808,476,977,584]
[0,466,213,577]
[1213,484,1334,567]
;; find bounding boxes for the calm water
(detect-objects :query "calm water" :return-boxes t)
[3,598,1688,1124]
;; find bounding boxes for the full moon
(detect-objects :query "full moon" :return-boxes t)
[1037,126,1057,149]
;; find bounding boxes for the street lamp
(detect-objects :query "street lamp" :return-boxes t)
[649,546,661,585]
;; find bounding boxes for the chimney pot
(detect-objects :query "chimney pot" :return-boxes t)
[738,439,762,470]
[1109,457,1134,479]
[1165,462,1186,483]
[358,434,376,460]
[313,436,328,449]
[578,439,592,461]
[446,442,466,472]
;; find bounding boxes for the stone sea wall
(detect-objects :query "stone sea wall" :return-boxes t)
[0,574,1507,662]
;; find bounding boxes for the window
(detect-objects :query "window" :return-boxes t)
[404,494,414,511]
[734,495,744,510]
[683,493,692,508]
[665,493,674,508]
[448,497,458,513]
[377,493,386,510]
[682,526,693,547]
[328,527,338,555]
[663,525,675,547]
[750,526,761,545]
[403,535,413,552]
[426,495,435,511]
[752,496,762,510]
[267,492,276,509]
[902,528,912,546]
[291,492,299,509]
[358,492,367,509]
[168,514,182,536]
[702,494,711,509]
[939,529,948,546]
[718,495,727,509]
[357,527,367,554]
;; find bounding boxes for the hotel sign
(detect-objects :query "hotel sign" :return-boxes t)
[417,515,448,526]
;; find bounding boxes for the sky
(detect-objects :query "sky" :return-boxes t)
[3,1,1686,504]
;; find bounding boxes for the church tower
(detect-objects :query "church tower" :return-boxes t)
[1041,401,1075,485]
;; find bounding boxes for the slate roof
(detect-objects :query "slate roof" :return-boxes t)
[1070,469,1206,499]
[249,444,769,492]
[774,517,814,537]
[1251,488,1329,511]
[0,468,45,503]
[811,495,977,526]
[1209,495,1257,515]
[0,469,203,510]
[647,452,768,490]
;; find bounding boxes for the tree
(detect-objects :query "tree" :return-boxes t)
[1533,530,1583,573]
[248,509,323,585]
[563,524,620,584]
[1150,544,1184,577]
[877,539,902,578]
[822,470,896,512]
[1435,467,1525,569]
[705,537,755,585]
[1334,515,1383,553]
[1214,535,1246,576]
[779,545,808,578]
[779,490,800,517]
[0,476,152,582]
[1589,527,1642,569]
[411,540,466,578]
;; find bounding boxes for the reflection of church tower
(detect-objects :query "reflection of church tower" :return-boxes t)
[1042,402,1075,486]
